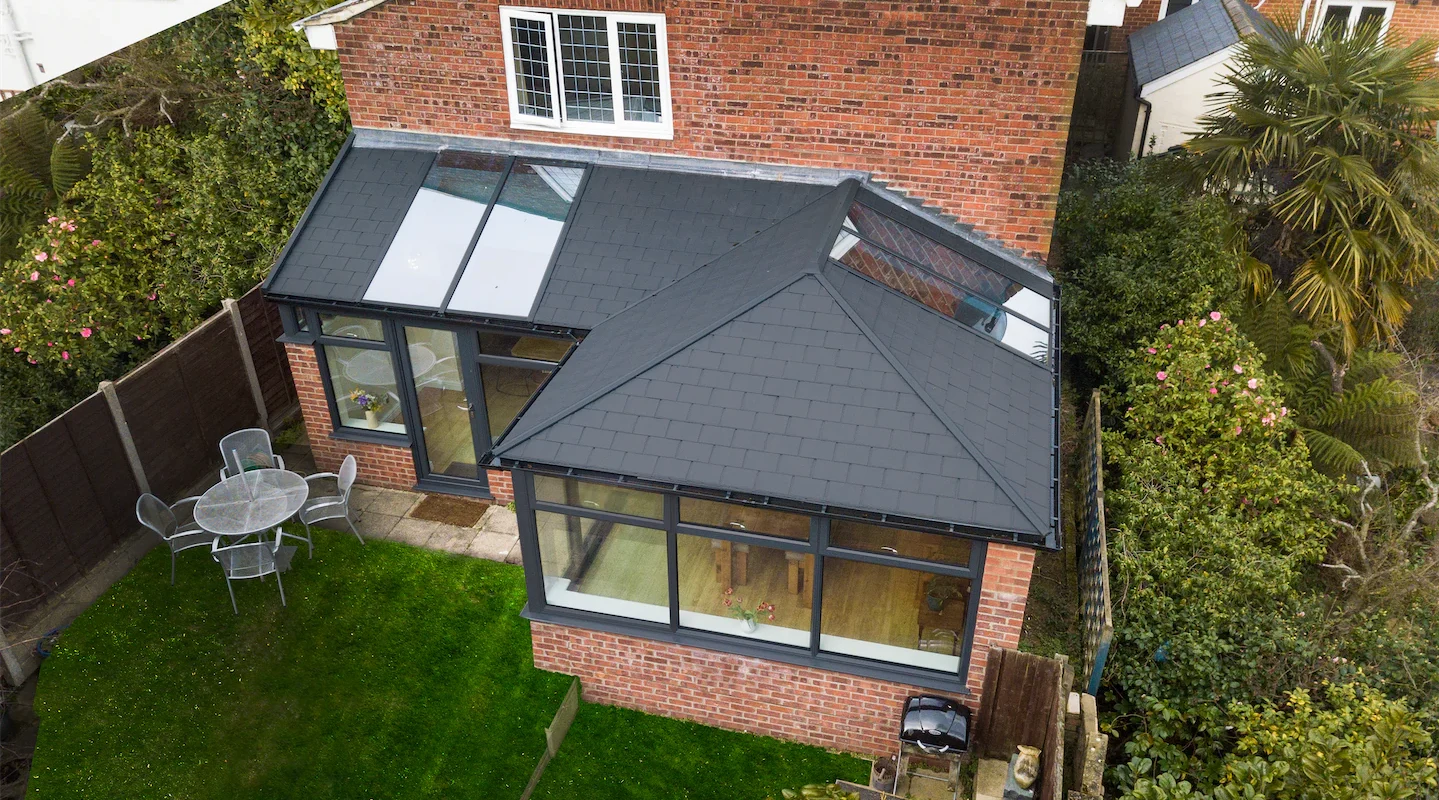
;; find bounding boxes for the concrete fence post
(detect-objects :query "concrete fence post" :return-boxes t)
[99,380,150,495]
[224,297,270,431]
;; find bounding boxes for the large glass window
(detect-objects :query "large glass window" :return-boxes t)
[679,498,810,541]
[678,534,811,647]
[500,8,671,137]
[324,344,406,434]
[535,510,668,623]
[819,559,969,673]
[480,332,571,362]
[480,361,550,442]
[829,521,971,567]
[534,475,663,519]
[320,314,384,341]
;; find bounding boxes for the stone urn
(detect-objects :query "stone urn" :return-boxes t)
[1013,745,1041,790]
[870,755,896,793]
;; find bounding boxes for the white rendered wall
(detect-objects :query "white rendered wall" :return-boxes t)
[1132,48,1237,156]
[1,0,231,94]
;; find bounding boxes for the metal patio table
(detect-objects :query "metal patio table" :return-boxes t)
[195,469,309,571]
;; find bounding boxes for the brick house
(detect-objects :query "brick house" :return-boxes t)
[263,0,1084,757]
[1074,0,1439,157]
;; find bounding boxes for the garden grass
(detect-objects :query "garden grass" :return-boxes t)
[29,529,569,799]
[532,703,869,800]
[28,527,868,798]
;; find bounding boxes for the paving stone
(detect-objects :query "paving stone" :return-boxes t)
[389,518,443,549]
[478,505,519,536]
[355,512,400,541]
[431,526,479,555]
[466,531,519,562]
[503,540,524,565]
[366,489,423,517]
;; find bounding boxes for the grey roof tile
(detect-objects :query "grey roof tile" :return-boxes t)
[1129,0,1240,86]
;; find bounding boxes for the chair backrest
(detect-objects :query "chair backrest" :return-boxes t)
[136,493,177,540]
[337,454,358,498]
[219,428,277,477]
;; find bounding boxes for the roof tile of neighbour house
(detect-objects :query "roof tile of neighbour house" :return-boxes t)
[265,137,1059,546]
[1129,0,1241,86]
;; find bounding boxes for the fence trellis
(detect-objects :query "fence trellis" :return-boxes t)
[1075,389,1112,696]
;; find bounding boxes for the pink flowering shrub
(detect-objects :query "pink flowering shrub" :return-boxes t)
[1102,313,1343,710]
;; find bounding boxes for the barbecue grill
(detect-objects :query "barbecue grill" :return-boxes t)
[899,694,971,754]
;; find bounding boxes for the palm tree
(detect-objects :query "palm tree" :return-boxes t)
[1242,290,1419,475]
[1185,20,1439,354]
[0,105,90,261]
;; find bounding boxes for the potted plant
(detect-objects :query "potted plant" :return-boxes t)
[925,575,963,612]
[348,388,388,428]
[722,587,774,633]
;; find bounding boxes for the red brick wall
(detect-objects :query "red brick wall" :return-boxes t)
[531,540,1037,756]
[286,343,515,502]
[333,0,1087,261]
[1259,0,1439,42]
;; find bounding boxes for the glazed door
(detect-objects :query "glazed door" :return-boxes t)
[402,326,489,490]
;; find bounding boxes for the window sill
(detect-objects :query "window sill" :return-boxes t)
[328,426,410,447]
[508,118,675,141]
[521,602,974,696]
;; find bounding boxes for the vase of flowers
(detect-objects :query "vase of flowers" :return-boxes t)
[349,388,387,428]
[723,587,774,633]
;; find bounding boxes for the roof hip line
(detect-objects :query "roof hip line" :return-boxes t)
[810,270,1049,536]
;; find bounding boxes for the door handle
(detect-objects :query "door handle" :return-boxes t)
[457,404,473,412]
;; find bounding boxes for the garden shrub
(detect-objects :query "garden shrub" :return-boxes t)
[1054,159,1240,389]
[1103,313,1343,709]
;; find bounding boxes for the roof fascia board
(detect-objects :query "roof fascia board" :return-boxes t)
[262,131,355,292]
[291,0,391,29]
[1140,44,1238,96]
[811,270,1050,537]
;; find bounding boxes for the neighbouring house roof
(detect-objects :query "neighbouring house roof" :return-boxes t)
[265,133,1060,547]
[1129,0,1270,87]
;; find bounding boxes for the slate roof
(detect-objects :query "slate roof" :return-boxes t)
[1129,0,1269,87]
[265,145,433,302]
[536,167,833,329]
[496,185,1057,543]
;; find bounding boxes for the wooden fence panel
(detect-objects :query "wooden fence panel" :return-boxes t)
[116,356,211,502]
[64,393,140,541]
[0,520,48,618]
[0,447,80,596]
[24,421,114,570]
[177,316,259,447]
[975,648,1069,800]
[237,287,296,420]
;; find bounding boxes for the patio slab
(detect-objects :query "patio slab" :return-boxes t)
[352,486,423,517]
[354,511,400,541]
[466,531,518,561]
[431,527,480,555]
[389,518,445,548]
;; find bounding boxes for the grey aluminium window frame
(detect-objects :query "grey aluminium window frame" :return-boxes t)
[514,468,987,693]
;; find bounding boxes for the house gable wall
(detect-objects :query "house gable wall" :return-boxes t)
[332,0,1087,261]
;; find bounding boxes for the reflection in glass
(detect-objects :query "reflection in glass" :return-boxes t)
[481,361,550,442]
[325,344,405,434]
[533,475,663,519]
[406,327,474,478]
[535,510,668,622]
[679,498,810,541]
[829,520,971,567]
[480,332,571,362]
[363,152,508,308]
[447,161,585,317]
[319,314,384,341]
[820,559,967,672]
[678,534,811,646]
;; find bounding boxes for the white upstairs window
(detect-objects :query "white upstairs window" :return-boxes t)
[1311,0,1394,39]
[499,7,672,139]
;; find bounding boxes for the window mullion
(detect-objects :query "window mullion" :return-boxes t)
[546,13,567,124]
[606,16,625,126]
[809,517,825,656]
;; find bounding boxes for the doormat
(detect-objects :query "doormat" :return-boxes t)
[410,495,490,527]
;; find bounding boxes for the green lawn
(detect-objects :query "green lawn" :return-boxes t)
[29,528,865,798]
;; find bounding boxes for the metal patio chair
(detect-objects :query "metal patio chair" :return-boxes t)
[299,454,363,545]
[212,538,286,614]
[136,493,213,585]
[218,428,285,481]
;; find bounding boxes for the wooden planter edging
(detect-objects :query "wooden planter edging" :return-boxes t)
[519,677,580,800]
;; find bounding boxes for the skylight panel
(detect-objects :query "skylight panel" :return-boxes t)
[363,152,508,308]
[445,160,585,318]
[830,201,1054,363]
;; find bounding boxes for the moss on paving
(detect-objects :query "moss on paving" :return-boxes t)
[28,528,866,798]
[533,703,869,800]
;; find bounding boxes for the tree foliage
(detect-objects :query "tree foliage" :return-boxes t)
[1185,22,1439,352]
[1055,159,1240,389]
[236,0,349,123]
[0,105,90,262]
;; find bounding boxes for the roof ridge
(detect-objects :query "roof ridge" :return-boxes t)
[494,271,814,457]
[810,270,1049,536]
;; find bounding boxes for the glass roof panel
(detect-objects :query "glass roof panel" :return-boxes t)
[832,202,1052,362]
[362,152,508,308]
[445,160,584,318]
